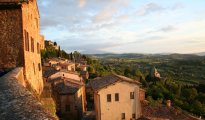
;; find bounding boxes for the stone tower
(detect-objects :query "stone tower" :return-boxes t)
[0,0,44,94]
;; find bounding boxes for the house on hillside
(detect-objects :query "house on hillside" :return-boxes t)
[59,62,76,71]
[52,77,86,120]
[150,67,161,78]
[0,0,44,94]
[79,65,87,71]
[49,70,83,82]
[80,71,89,80]
[88,74,144,120]
[45,40,59,50]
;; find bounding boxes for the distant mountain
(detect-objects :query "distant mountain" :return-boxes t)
[195,52,205,56]
[88,53,204,60]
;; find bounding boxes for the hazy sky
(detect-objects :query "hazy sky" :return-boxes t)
[37,0,205,54]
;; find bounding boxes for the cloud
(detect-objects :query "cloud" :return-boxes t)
[136,3,164,16]
[78,0,86,8]
[92,6,118,23]
[159,25,176,32]
[172,3,184,10]
[92,0,130,23]
[61,42,121,54]
[38,0,205,54]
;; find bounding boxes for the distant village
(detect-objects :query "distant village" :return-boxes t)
[41,41,198,120]
[0,0,202,120]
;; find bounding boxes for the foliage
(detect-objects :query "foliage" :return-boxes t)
[87,54,205,117]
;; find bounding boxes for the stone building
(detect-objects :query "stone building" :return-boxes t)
[52,77,86,120]
[45,40,59,50]
[0,0,44,94]
[89,74,143,120]
[40,35,45,49]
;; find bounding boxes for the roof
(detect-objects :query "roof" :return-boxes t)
[89,74,140,91]
[141,101,195,120]
[53,80,83,95]
[80,71,88,75]
[43,67,58,78]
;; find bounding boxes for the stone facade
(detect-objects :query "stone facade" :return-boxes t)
[40,35,45,49]
[0,0,44,94]
[53,84,86,120]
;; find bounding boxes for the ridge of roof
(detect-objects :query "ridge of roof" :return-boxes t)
[90,74,141,91]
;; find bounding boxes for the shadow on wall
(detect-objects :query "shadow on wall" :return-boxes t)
[0,68,13,77]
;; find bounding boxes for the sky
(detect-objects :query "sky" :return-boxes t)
[37,0,205,54]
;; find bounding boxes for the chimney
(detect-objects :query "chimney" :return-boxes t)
[166,100,171,108]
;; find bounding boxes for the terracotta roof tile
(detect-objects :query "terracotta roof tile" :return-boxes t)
[53,81,83,95]
[141,102,194,120]
[43,67,58,78]
[89,74,140,91]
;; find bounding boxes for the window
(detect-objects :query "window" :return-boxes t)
[130,92,134,99]
[74,106,78,110]
[37,42,40,53]
[24,30,29,51]
[31,37,34,52]
[121,113,125,119]
[115,93,119,101]
[38,63,41,71]
[33,63,35,75]
[107,94,111,102]
[65,105,70,112]
[132,114,136,119]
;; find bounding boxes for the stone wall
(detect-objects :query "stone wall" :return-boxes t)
[21,0,43,95]
[0,68,58,120]
[0,0,44,95]
[0,8,24,69]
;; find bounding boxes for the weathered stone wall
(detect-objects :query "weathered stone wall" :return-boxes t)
[0,0,44,95]
[0,68,58,120]
[40,35,45,49]
[21,0,43,94]
[0,8,24,69]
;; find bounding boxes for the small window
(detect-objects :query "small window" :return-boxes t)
[130,92,134,99]
[65,105,70,112]
[24,30,29,51]
[33,63,35,75]
[121,113,125,119]
[115,93,119,101]
[31,37,34,52]
[38,63,41,71]
[132,113,136,118]
[107,94,111,102]
[37,42,40,54]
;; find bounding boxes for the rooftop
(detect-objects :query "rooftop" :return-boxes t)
[53,80,83,95]
[89,74,140,91]
[141,101,198,120]
[43,67,58,78]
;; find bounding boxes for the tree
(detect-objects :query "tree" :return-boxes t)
[54,42,57,46]
[182,88,198,102]
[88,66,95,73]
[70,52,73,61]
